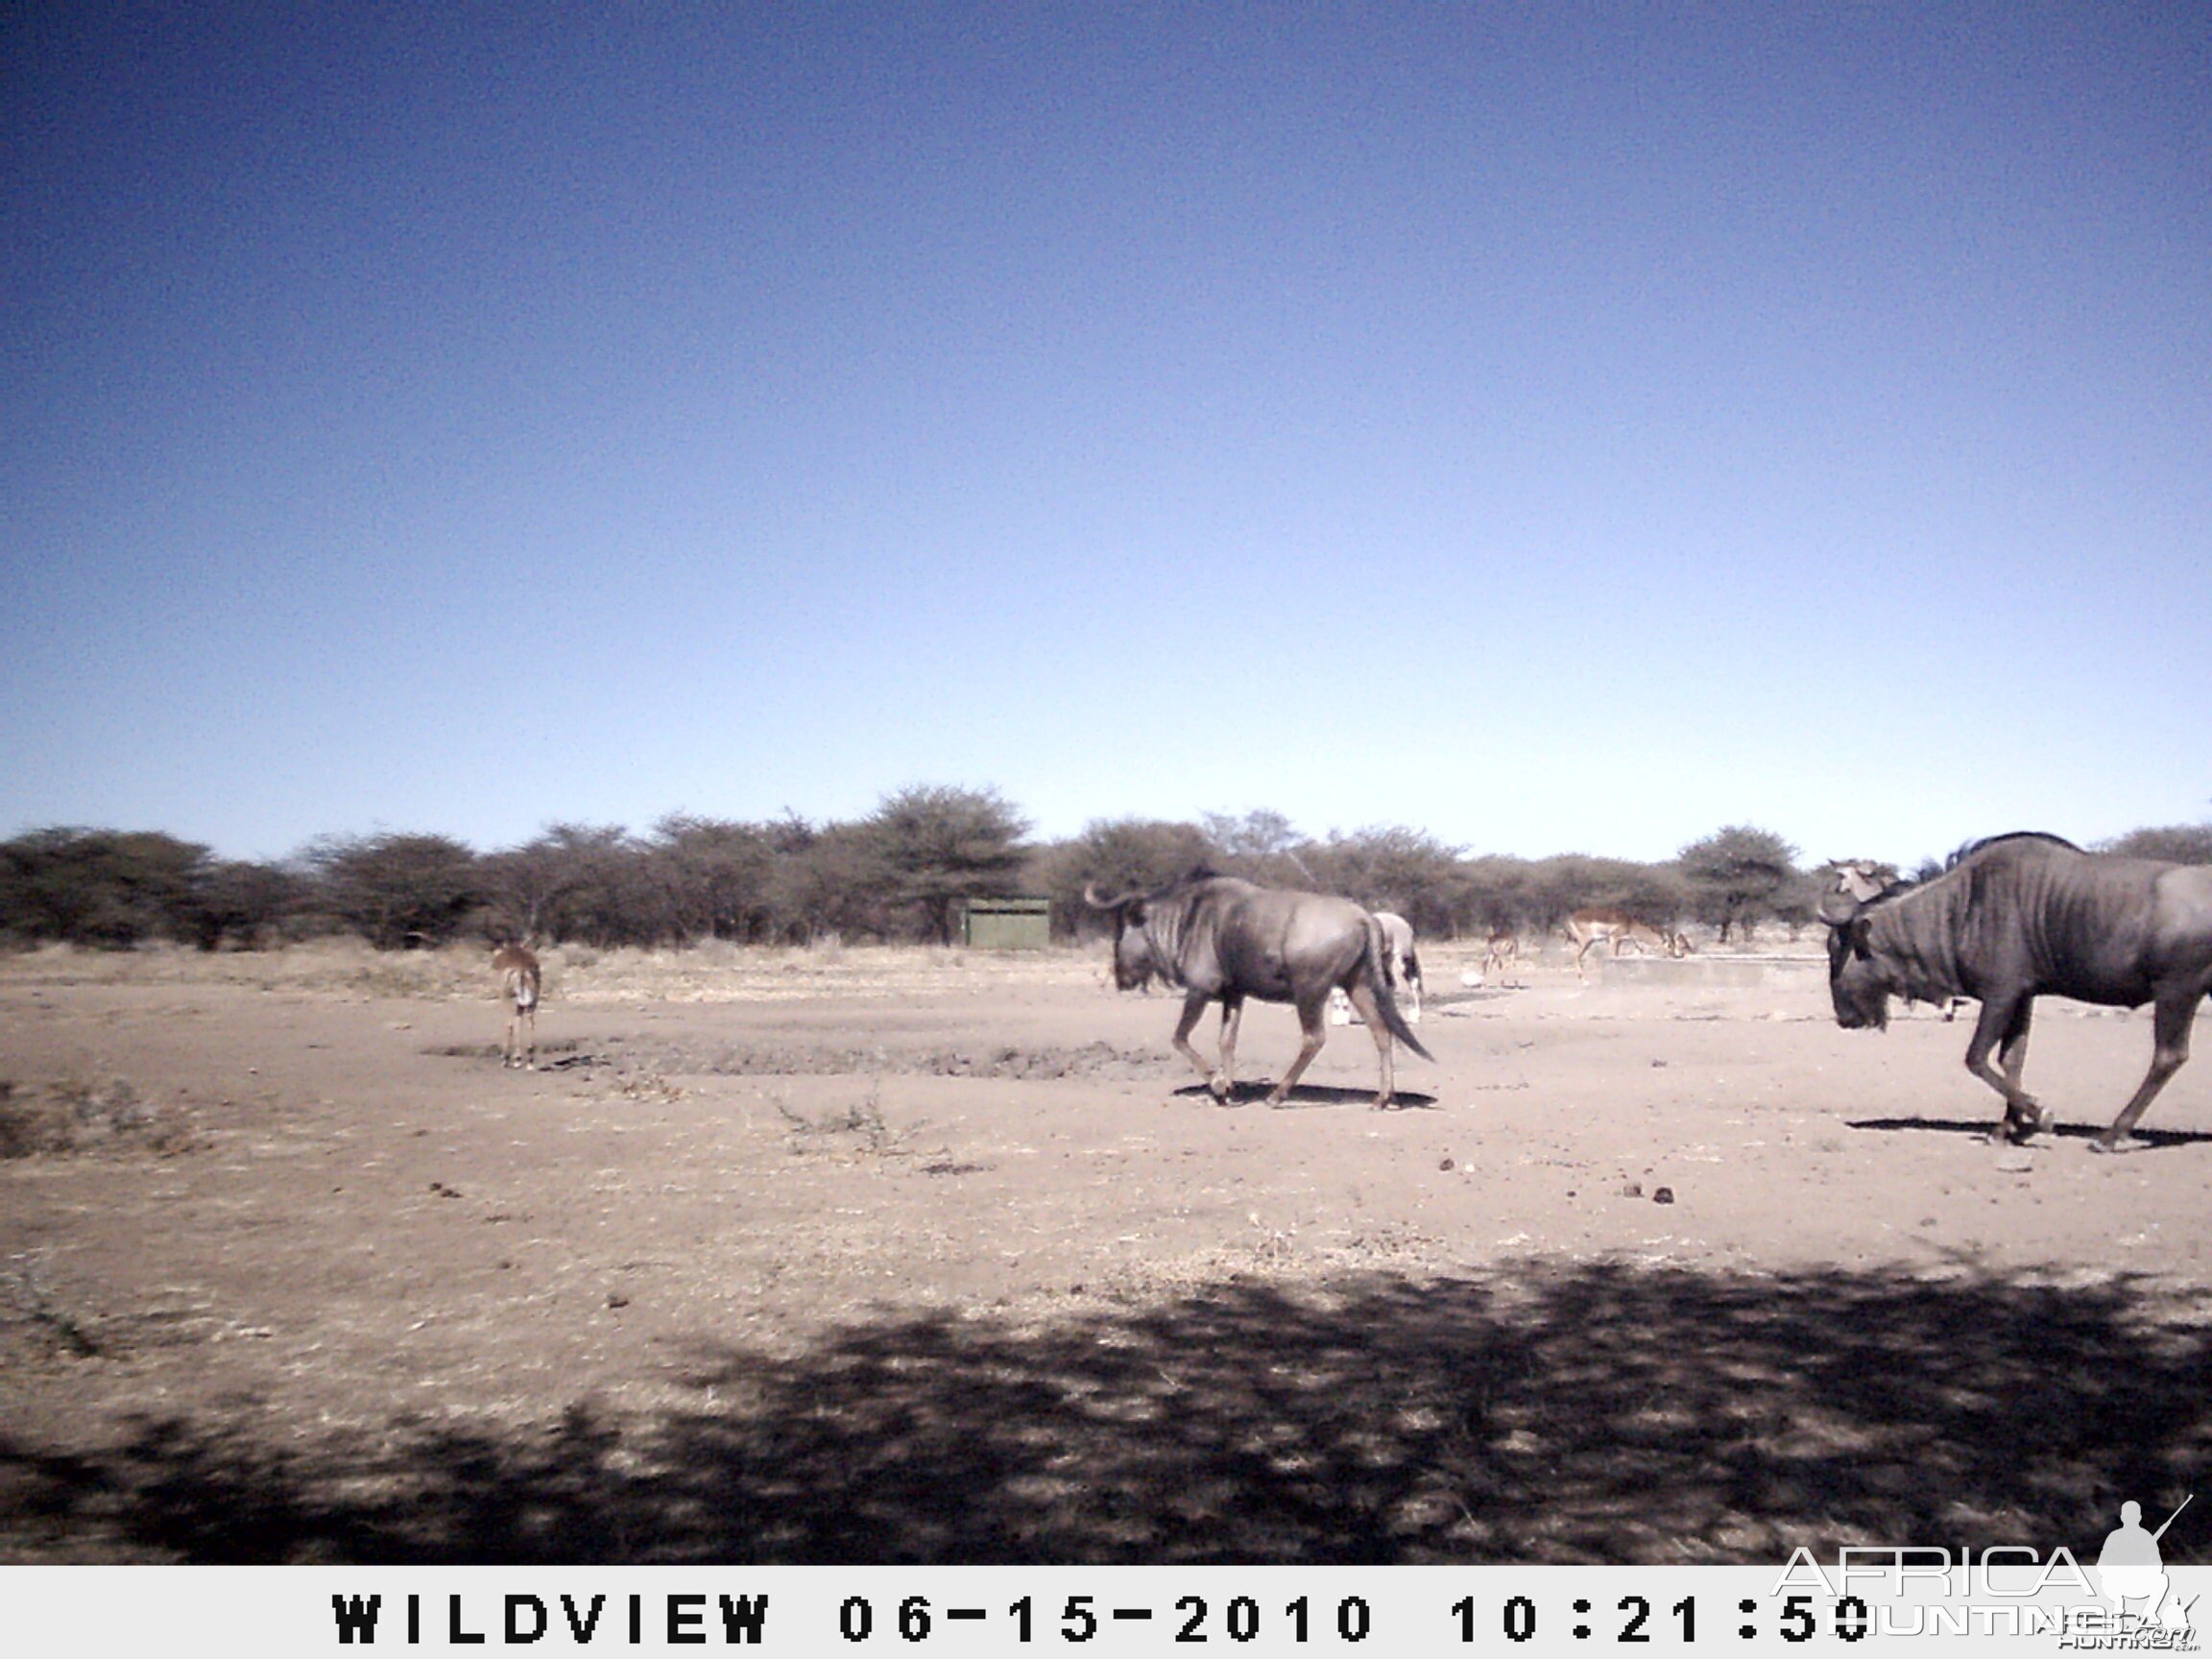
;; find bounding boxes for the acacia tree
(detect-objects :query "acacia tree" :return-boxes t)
[766,817,889,944]
[307,831,482,949]
[0,828,214,947]
[1676,826,1798,943]
[193,858,310,949]
[650,813,778,942]
[863,784,1032,946]
[1299,825,1469,937]
[2102,824,2212,865]
[1200,809,1311,885]
[1039,816,1215,939]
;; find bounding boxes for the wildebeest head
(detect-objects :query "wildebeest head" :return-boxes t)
[1824,909,1892,1030]
[1084,882,1163,992]
[1816,862,1903,1030]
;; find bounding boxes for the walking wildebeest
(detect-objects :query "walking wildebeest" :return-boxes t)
[1086,873,1433,1108]
[492,942,541,1069]
[1818,833,2212,1151]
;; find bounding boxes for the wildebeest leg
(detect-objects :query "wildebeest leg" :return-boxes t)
[1963,994,2045,1142]
[1215,995,1245,1103]
[2092,993,2200,1153]
[1345,978,1398,1108]
[1264,997,1332,1107]
[1169,991,1229,1099]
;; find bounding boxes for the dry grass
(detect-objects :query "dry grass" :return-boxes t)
[0,937,1107,1004]
[0,1074,199,1160]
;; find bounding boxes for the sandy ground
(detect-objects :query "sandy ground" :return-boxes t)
[3,937,2210,1564]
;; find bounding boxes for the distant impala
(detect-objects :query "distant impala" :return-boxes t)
[492,942,541,1069]
[1481,929,1521,984]
[1566,909,1688,982]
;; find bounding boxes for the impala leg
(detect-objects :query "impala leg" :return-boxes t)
[521,1004,537,1070]
[2093,994,2200,1154]
[1345,978,1398,1108]
[1963,994,2044,1142]
[1265,998,1331,1107]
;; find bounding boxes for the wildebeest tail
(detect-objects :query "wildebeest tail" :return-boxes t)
[1362,920,1433,1062]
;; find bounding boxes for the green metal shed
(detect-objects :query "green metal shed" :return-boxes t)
[960,897,1052,949]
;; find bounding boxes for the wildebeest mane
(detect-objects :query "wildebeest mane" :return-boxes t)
[1844,832,2082,912]
[1944,830,2081,870]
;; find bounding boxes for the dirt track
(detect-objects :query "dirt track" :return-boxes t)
[4,940,2210,1563]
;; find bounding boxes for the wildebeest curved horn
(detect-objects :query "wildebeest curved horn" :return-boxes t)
[1083,882,1128,910]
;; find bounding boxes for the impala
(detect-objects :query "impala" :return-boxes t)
[1481,929,1521,984]
[492,943,541,1069]
[1566,908,1686,981]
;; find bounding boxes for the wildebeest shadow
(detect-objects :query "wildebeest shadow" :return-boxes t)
[7,1259,2207,1563]
[1171,1080,1441,1110]
[1847,1115,2212,1150]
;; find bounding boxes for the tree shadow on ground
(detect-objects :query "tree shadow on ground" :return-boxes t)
[6,1261,2208,1563]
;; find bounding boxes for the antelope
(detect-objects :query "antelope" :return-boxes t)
[492,942,541,1069]
[1482,929,1521,984]
[1819,832,2212,1151]
[1566,908,1686,982]
[1087,873,1431,1110]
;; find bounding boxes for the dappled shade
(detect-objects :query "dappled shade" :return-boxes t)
[6,1259,2206,1563]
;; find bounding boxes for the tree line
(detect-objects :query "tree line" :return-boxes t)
[5,787,2208,953]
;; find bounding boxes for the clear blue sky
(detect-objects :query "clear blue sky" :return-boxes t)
[7,4,2207,872]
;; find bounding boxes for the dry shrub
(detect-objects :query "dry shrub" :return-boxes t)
[0,1076,199,1160]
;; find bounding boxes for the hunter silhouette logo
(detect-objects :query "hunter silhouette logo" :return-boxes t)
[2098,1495,2194,1633]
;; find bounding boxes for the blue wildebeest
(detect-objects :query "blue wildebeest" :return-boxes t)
[1818,833,2212,1151]
[1086,873,1433,1108]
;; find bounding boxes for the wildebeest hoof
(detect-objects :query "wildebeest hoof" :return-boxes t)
[2092,1135,2151,1155]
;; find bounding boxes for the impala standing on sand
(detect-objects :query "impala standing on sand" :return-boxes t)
[1086,872,1432,1109]
[1818,833,2212,1151]
[493,942,541,1070]
[1566,908,1688,981]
